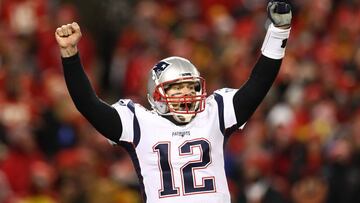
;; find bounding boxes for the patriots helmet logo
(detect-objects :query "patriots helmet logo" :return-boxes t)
[153,61,170,78]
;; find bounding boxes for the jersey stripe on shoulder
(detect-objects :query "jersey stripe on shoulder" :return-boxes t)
[214,93,225,135]
[126,101,141,147]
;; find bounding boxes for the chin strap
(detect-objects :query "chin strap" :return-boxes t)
[173,113,195,123]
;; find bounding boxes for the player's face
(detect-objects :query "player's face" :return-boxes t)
[165,82,197,112]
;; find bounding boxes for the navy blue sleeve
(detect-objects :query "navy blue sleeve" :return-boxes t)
[61,53,122,143]
[233,55,282,127]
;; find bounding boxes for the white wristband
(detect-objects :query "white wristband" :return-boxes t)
[261,23,291,59]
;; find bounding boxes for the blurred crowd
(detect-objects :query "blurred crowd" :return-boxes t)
[0,0,360,203]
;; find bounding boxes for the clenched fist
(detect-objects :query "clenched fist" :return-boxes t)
[267,0,292,29]
[55,22,82,58]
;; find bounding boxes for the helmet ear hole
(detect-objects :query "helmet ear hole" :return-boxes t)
[194,82,201,92]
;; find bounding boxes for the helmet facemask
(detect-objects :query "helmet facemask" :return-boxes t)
[154,78,206,123]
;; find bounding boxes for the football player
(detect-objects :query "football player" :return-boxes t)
[55,1,292,202]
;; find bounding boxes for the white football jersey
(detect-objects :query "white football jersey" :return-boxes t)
[111,88,242,203]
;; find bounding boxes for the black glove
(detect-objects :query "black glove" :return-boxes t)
[267,0,292,28]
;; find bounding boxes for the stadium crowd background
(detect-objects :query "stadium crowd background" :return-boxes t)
[0,0,360,202]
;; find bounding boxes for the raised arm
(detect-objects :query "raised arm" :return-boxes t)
[55,22,122,143]
[233,0,292,127]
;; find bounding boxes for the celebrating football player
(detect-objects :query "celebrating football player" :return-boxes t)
[55,1,292,202]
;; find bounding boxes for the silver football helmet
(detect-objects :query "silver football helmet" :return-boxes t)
[147,56,206,123]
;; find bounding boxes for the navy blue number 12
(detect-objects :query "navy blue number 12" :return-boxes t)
[153,139,215,198]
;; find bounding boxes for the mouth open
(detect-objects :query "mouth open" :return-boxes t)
[179,102,193,111]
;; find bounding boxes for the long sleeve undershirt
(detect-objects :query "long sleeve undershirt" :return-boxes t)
[62,53,281,142]
[233,55,281,127]
[62,54,122,143]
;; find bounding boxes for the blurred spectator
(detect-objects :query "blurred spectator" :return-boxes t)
[18,161,57,203]
[291,176,328,203]
[0,0,48,36]
[235,148,286,203]
[36,3,96,74]
[0,171,14,203]
[325,135,360,203]
[0,125,45,197]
